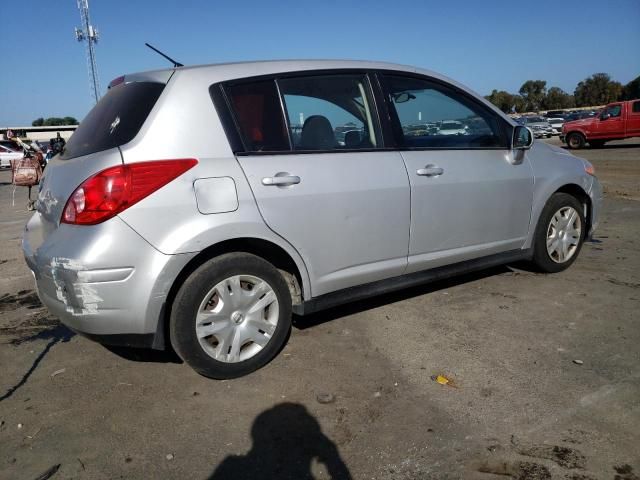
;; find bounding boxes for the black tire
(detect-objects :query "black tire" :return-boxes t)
[170,253,292,379]
[589,140,606,148]
[532,193,586,273]
[566,132,586,149]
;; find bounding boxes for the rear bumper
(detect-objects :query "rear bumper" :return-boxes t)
[22,213,196,347]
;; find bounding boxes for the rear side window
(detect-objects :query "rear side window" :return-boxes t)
[62,82,165,159]
[632,101,640,113]
[225,80,289,152]
[278,74,380,150]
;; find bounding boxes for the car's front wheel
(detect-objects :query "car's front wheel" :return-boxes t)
[566,132,586,149]
[170,253,292,379]
[532,193,586,273]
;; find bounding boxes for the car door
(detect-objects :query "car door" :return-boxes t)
[379,73,534,273]
[223,73,410,297]
[594,103,625,138]
[626,100,640,137]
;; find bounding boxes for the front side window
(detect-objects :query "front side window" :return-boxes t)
[603,104,622,118]
[278,74,380,150]
[383,75,509,149]
[225,80,289,152]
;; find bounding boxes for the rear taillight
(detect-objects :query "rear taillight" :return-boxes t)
[61,159,197,225]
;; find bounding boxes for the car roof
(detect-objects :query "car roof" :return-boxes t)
[130,59,464,95]
[123,59,518,127]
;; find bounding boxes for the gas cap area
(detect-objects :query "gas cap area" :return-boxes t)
[193,177,238,214]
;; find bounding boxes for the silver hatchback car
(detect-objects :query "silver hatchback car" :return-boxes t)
[23,60,602,378]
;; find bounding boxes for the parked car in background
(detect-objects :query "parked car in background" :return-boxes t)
[0,144,22,168]
[562,99,640,149]
[545,110,567,119]
[437,120,467,135]
[518,116,554,138]
[564,111,595,122]
[547,117,564,135]
[23,60,602,379]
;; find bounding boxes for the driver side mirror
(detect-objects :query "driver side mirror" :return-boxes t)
[600,113,610,121]
[513,125,533,150]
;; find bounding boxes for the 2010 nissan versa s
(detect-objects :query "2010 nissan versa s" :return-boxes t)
[23,60,602,379]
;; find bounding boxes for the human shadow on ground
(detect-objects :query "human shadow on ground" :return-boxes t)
[209,402,352,480]
[0,324,75,402]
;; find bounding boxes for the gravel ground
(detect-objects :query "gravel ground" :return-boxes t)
[0,138,638,480]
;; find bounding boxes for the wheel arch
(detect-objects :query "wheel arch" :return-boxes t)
[554,183,593,235]
[156,237,309,350]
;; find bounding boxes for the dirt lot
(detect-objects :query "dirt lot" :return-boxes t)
[1,138,639,480]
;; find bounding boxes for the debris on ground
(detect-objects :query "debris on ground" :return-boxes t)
[166,454,174,461]
[50,368,66,378]
[430,375,458,388]
[316,392,336,404]
[573,360,584,365]
[33,464,61,480]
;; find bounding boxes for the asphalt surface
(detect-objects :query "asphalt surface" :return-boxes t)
[1,138,639,480]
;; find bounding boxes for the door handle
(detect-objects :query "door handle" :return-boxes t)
[261,173,301,186]
[416,165,444,177]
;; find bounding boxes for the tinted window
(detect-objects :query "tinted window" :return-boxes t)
[632,101,640,113]
[278,74,380,150]
[62,82,164,159]
[383,75,509,149]
[225,80,289,152]
[604,105,622,118]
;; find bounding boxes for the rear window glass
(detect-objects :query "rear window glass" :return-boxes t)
[61,82,165,159]
[224,80,290,152]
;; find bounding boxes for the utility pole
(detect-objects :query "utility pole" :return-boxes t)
[75,0,101,104]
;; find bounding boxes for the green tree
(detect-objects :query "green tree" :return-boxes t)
[574,73,623,107]
[32,117,44,126]
[62,116,79,125]
[518,80,547,111]
[485,90,526,113]
[544,87,575,110]
[621,75,640,100]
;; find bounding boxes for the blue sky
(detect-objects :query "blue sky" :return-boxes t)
[1,0,638,126]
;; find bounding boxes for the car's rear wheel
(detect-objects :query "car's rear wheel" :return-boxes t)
[566,132,586,149]
[532,193,585,273]
[170,253,292,379]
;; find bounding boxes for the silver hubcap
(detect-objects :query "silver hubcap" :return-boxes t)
[546,206,582,263]
[195,275,279,363]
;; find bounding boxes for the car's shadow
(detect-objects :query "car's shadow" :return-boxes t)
[103,344,183,364]
[560,143,640,150]
[104,264,527,365]
[293,265,514,329]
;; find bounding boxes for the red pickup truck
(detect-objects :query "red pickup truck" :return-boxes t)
[562,99,640,149]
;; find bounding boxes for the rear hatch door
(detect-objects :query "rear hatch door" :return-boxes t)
[35,77,170,237]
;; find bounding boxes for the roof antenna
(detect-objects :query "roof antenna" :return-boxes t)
[144,43,183,68]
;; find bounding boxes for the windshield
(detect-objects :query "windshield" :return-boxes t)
[62,81,165,159]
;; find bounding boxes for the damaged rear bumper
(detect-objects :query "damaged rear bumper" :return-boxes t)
[22,213,196,348]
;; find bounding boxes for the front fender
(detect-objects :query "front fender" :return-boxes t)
[523,141,593,249]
